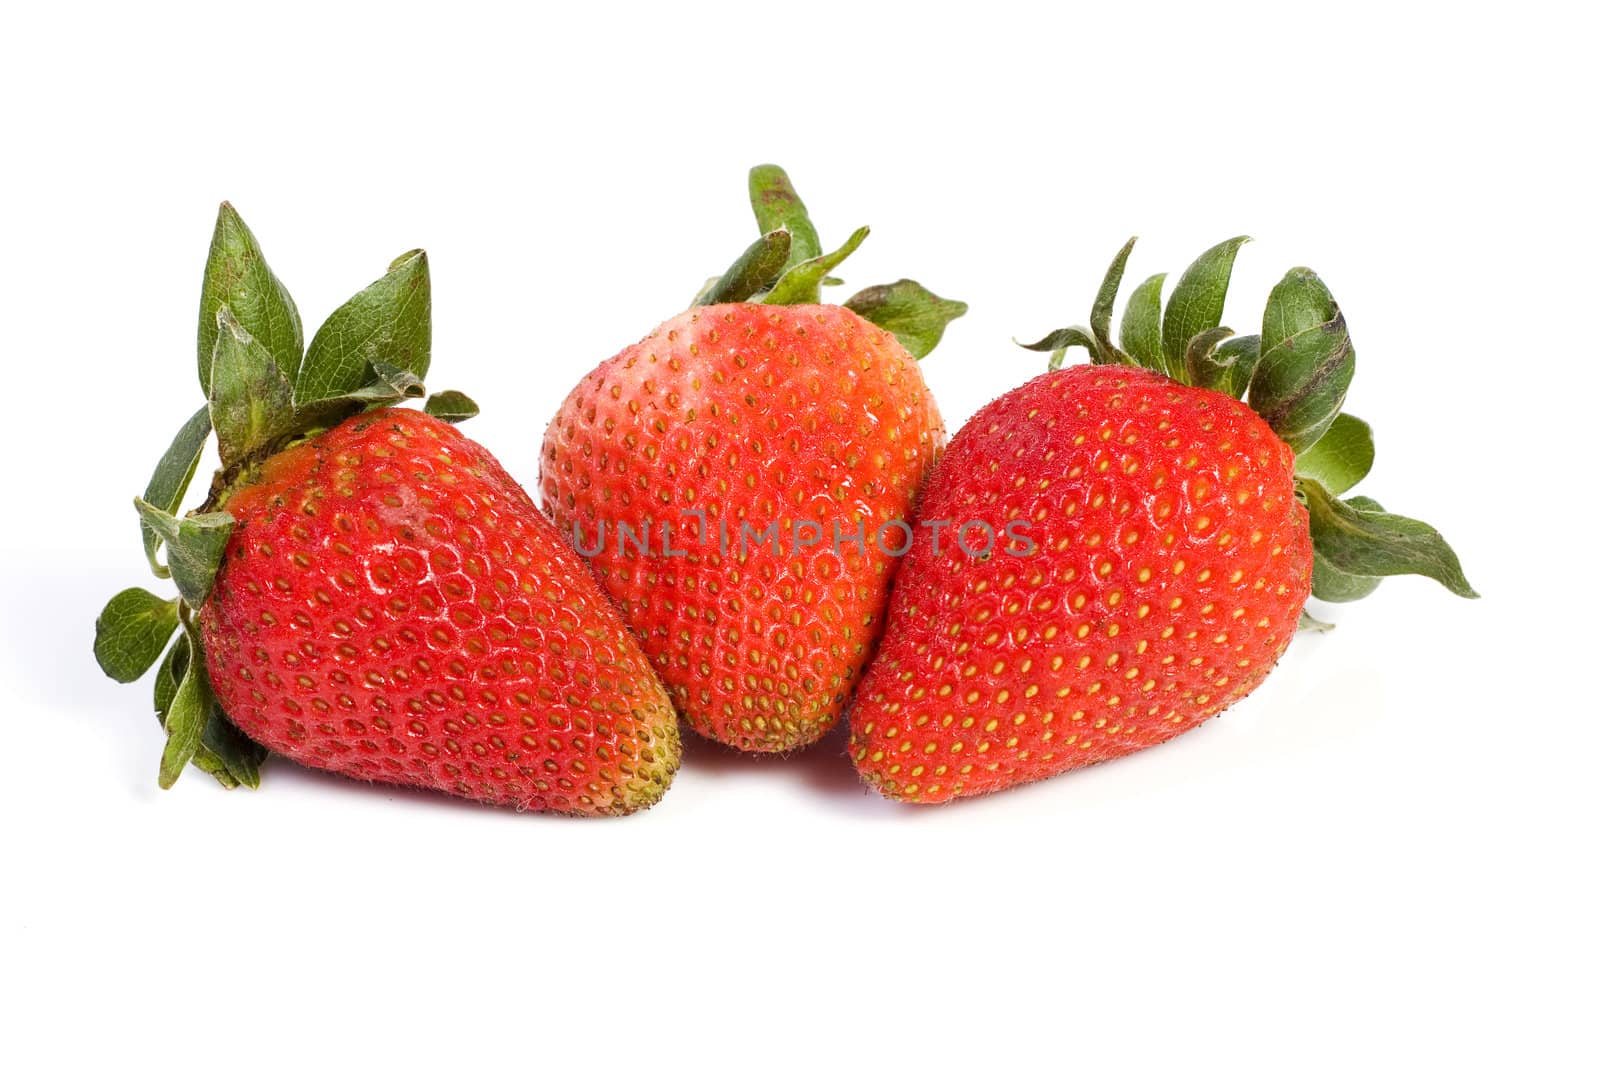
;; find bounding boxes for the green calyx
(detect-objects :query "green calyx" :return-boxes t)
[691,164,968,360]
[1021,237,1477,621]
[94,203,478,790]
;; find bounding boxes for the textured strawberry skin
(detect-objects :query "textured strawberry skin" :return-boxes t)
[850,365,1312,801]
[200,409,680,814]
[540,303,945,752]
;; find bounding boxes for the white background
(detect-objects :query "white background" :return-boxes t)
[3,2,1593,1063]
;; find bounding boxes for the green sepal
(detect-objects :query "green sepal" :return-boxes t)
[199,712,265,789]
[748,164,822,270]
[1019,325,1104,370]
[1208,334,1263,399]
[1251,268,1355,454]
[843,280,968,359]
[1034,237,1471,615]
[1312,552,1384,604]
[1119,273,1167,372]
[132,499,233,607]
[1019,242,1147,366]
[358,360,426,401]
[1298,610,1336,633]
[153,636,185,719]
[1091,238,1137,355]
[209,307,299,468]
[1183,326,1237,391]
[154,635,265,790]
[696,229,793,306]
[292,361,427,432]
[1311,492,1385,602]
[424,390,480,423]
[94,588,180,683]
[140,405,211,578]
[198,203,303,395]
[153,638,239,788]
[159,618,211,789]
[763,225,870,306]
[294,250,432,406]
[1300,479,1477,598]
[1295,413,1374,496]
[1161,236,1250,375]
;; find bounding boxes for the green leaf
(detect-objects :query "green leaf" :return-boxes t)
[1301,480,1477,598]
[1119,273,1166,372]
[843,280,968,360]
[94,588,179,683]
[362,360,426,400]
[763,225,870,306]
[159,620,211,789]
[696,229,793,306]
[1209,333,1263,399]
[155,633,264,790]
[294,250,432,406]
[1311,492,1385,602]
[1251,268,1355,454]
[1091,238,1137,354]
[198,203,303,395]
[200,711,266,790]
[153,634,186,719]
[1296,413,1375,496]
[294,361,427,429]
[139,405,211,578]
[424,390,480,423]
[748,164,822,270]
[1019,325,1102,370]
[209,307,299,468]
[132,500,233,607]
[1183,326,1237,391]
[1298,610,1336,633]
[1162,236,1249,376]
[1312,550,1383,603]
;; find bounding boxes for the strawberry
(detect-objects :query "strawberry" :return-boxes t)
[94,205,679,813]
[540,166,964,752]
[849,238,1475,802]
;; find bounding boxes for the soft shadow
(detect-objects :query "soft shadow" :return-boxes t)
[259,758,602,821]
[679,719,944,819]
[679,719,858,790]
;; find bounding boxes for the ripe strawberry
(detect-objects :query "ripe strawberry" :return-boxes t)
[204,408,678,812]
[540,166,964,752]
[850,238,1475,802]
[94,205,679,813]
[543,301,946,751]
[851,363,1308,799]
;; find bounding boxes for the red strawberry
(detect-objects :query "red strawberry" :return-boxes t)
[543,301,946,751]
[94,205,679,813]
[850,238,1475,802]
[540,166,964,752]
[851,363,1309,799]
[204,408,678,812]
